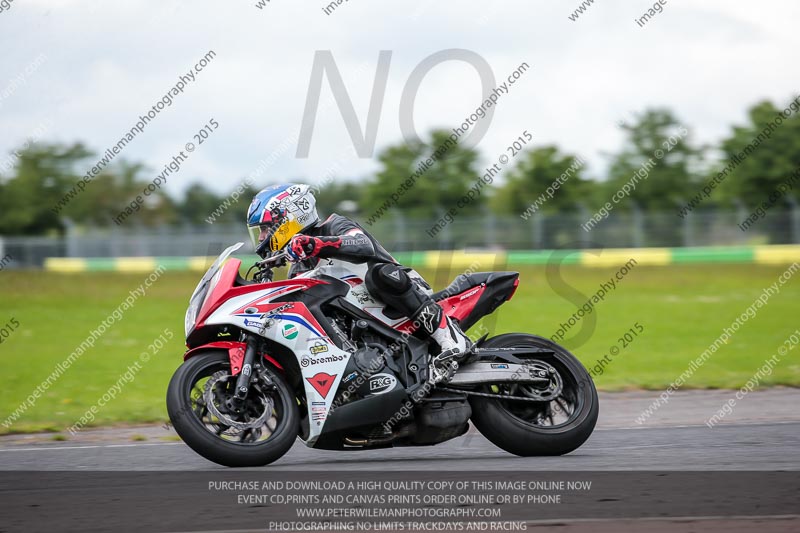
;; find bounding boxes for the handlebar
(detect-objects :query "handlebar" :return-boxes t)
[249,251,289,283]
[256,251,289,269]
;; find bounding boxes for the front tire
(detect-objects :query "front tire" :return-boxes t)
[469,334,598,456]
[166,350,299,467]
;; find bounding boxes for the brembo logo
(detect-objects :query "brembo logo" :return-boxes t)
[301,353,345,367]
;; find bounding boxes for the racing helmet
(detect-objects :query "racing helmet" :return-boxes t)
[246,184,319,257]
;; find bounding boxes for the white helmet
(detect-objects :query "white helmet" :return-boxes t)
[246,184,319,257]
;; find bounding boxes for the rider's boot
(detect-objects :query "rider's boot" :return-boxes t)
[364,264,474,384]
[413,302,474,384]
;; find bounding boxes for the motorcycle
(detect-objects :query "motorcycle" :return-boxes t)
[166,243,598,467]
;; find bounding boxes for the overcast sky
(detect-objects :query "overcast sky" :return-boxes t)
[1,0,797,196]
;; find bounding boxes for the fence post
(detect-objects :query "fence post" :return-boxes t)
[110,223,122,257]
[734,199,748,227]
[485,210,496,249]
[393,211,407,251]
[680,211,690,247]
[442,211,453,250]
[63,218,77,258]
[534,213,543,249]
[734,199,748,245]
[788,196,800,244]
[632,203,644,248]
[578,204,590,249]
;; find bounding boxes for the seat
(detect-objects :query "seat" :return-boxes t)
[432,272,518,301]
[380,272,518,320]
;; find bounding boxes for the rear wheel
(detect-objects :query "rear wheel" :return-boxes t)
[468,334,598,456]
[166,351,299,467]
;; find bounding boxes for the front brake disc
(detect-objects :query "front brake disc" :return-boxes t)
[203,371,273,431]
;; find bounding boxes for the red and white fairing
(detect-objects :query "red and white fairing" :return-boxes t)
[185,247,486,446]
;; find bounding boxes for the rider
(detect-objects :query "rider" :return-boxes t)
[246,183,473,379]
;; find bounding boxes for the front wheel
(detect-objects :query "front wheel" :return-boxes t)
[468,333,598,456]
[166,350,299,467]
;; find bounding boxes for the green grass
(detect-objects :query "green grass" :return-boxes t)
[1,263,798,434]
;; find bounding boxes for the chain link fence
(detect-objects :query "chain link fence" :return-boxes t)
[1,206,798,268]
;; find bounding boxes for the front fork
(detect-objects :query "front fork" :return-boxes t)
[230,335,258,409]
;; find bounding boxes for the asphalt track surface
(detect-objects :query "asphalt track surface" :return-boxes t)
[1,390,798,532]
[3,388,798,471]
[0,421,798,471]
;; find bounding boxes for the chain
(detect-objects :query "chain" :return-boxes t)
[437,387,555,402]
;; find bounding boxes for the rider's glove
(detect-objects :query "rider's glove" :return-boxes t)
[287,235,317,261]
[287,235,342,262]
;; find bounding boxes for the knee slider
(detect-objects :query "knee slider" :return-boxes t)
[366,264,439,333]
[367,263,411,293]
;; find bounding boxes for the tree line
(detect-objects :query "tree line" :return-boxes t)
[1,97,798,236]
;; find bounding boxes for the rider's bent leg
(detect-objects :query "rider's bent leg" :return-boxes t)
[365,263,472,379]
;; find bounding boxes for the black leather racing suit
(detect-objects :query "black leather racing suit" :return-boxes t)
[286,213,471,368]
[286,213,463,342]
[287,213,397,278]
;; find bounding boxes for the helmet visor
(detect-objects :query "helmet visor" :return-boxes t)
[248,223,274,254]
[248,219,302,255]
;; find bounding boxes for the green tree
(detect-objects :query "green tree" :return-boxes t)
[0,143,92,235]
[602,109,705,246]
[179,182,230,225]
[180,181,262,226]
[0,142,180,234]
[606,109,701,210]
[360,129,484,218]
[314,180,363,216]
[491,145,588,215]
[72,161,173,227]
[718,98,800,205]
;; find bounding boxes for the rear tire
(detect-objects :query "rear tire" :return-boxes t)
[469,334,598,456]
[166,351,299,467]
